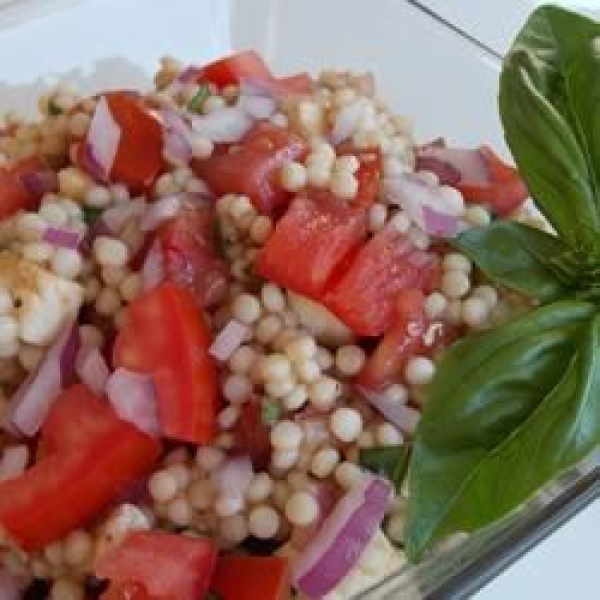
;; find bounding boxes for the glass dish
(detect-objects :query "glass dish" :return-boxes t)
[0,0,597,597]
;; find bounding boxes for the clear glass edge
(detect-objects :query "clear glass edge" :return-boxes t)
[357,452,599,599]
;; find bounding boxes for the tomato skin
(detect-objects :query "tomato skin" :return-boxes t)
[193,122,308,214]
[210,555,290,600]
[256,194,368,300]
[159,202,229,308]
[325,227,439,336]
[95,531,217,600]
[337,146,382,208]
[0,155,49,219]
[0,385,160,551]
[199,50,272,87]
[113,283,218,444]
[457,146,528,216]
[101,582,151,600]
[232,397,272,469]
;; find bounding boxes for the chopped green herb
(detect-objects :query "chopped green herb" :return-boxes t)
[261,397,281,426]
[48,99,63,116]
[82,206,104,224]
[187,84,210,113]
[359,444,411,494]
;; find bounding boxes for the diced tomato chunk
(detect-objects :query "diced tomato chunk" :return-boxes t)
[95,531,217,600]
[0,155,52,220]
[0,385,160,551]
[193,122,308,214]
[232,397,272,469]
[256,194,368,300]
[325,227,439,336]
[457,145,528,216]
[159,202,229,308]
[101,581,151,600]
[198,50,272,87]
[113,284,218,444]
[210,555,290,600]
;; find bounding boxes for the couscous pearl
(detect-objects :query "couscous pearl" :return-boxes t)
[166,464,191,490]
[315,347,334,371]
[310,448,340,479]
[283,385,308,411]
[445,300,464,326]
[232,293,262,324]
[404,356,436,385]
[462,296,489,327]
[218,405,240,429]
[203,95,226,113]
[330,407,363,443]
[51,248,82,278]
[44,542,64,566]
[187,480,214,510]
[472,285,499,309]
[148,470,178,503]
[441,270,471,299]
[259,353,292,382]
[195,446,225,472]
[19,344,43,371]
[424,292,447,320]
[215,495,244,518]
[248,505,280,539]
[0,289,13,313]
[329,171,358,200]
[271,420,303,450]
[386,513,405,544]
[23,241,53,263]
[284,336,317,362]
[0,315,18,346]
[84,185,112,208]
[255,314,283,345]
[228,345,256,375]
[280,161,308,192]
[119,273,142,302]
[272,481,291,509]
[250,215,273,245]
[358,431,375,448]
[389,211,411,233]
[95,287,122,316]
[335,345,366,376]
[220,514,248,544]
[229,195,254,220]
[265,378,296,399]
[309,376,341,410]
[39,203,68,227]
[222,374,252,403]
[63,530,92,566]
[465,204,491,227]
[58,167,88,200]
[285,492,319,526]
[306,162,331,188]
[190,133,214,159]
[93,236,129,268]
[442,252,472,273]
[272,448,299,470]
[335,462,364,489]
[333,154,360,173]
[261,284,286,313]
[167,497,193,526]
[377,423,404,446]
[368,203,388,232]
[383,384,408,404]
[246,472,273,503]
[50,579,84,600]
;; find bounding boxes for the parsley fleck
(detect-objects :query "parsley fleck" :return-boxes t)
[187,84,210,113]
[48,99,63,116]
[261,397,281,426]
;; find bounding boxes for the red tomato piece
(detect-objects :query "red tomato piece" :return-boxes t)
[270,72,313,95]
[232,397,272,469]
[159,202,229,308]
[0,385,160,551]
[325,227,440,336]
[338,146,382,208]
[199,50,272,87]
[210,555,290,600]
[79,92,165,193]
[101,582,151,600]
[457,146,528,216]
[193,122,308,214]
[95,531,217,600]
[113,283,218,444]
[0,155,50,219]
[256,194,368,300]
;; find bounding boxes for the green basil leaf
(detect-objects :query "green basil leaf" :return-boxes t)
[188,84,210,113]
[404,300,596,560]
[499,6,600,242]
[261,397,281,426]
[453,221,570,302]
[359,444,411,494]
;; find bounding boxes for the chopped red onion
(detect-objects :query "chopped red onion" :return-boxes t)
[422,204,460,237]
[84,96,121,182]
[141,239,165,292]
[102,198,146,233]
[6,322,80,437]
[177,65,203,84]
[191,106,253,143]
[106,368,160,437]
[161,108,193,167]
[42,226,83,250]
[237,94,277,120]
[80,218,113,256]
[0,570,27,600]
[239,77,275,97]
[210,455,253,498]
[19,169,58,198]
[356,386,421,434]
[208,320,250,362]
[0,445,29,482]
[293,475,392,599]
[76,344,110,395]
[330,98,370,145]
[416,155,461,186]
[416,146,489,186]
[140,195,182,232]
